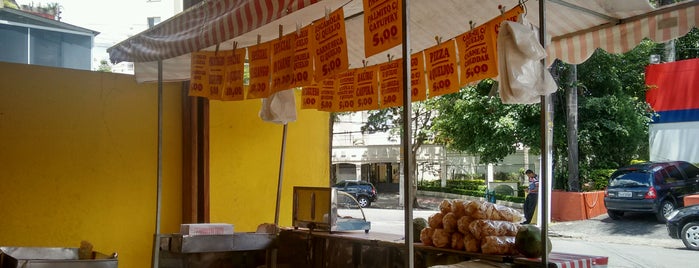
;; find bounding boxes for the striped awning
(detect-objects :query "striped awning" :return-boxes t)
[108,0,699,82]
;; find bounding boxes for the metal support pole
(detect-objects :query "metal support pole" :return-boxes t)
[151,60,164,268]
[538,0,551,266]
[400,0,414,267]
[274,123,289,226]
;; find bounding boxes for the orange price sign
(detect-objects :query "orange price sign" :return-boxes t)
[425,40,459,98]
[456,23,498,86]
[379,58,403,108]
[189,51,209,97]
[301,85,320,110]
[222,49,246,101]
[313,8,349,82]
[206,52,226,100]
[293,25,316,87]
[410,51,427,101]
[335,69,357,112]
[247,41,272,99]
[318,79,337,112]
[354,66,379,111]
[271,33,296,93]
[363,0,402,58]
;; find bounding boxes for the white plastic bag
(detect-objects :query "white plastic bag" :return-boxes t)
[259,89,297,124]
[497,15,557,104]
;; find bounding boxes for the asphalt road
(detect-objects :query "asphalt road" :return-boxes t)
[343,193,697,267]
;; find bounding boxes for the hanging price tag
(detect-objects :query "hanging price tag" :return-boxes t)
[271,33,296,93]
[318,79,337,112]
[363,0,402,58]
[379,59,403,108]
[301,85,320,110]
[355,66,379,111]
[221,49,246,101]
[425,40,459,98]
[189,52,210,97]
[335,69,357,112]
[293,25,316,87]
[206,52,226,100]
[456,23,498,86]
[247,42,272,99]
[410,51,427,102]
[313,8,349,82]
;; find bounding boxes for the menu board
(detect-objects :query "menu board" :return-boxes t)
[425,40,459,97]
[221,49,246,101]
[301,85,320,110]
[313,8,349,82]
[355,66,380,111]
[293,25,316,87]
[248,41,272,99]
[318,79,336,112]
[410,51,427,101]
[335,69,357,112]
[379,59,403,108]
[271,33,296,93]
[363,0,402,57]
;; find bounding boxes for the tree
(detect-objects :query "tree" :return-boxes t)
[362,101,437,207]
[96,59,112,72]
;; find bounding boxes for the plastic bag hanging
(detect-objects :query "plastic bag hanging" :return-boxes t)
[497,15,557,104]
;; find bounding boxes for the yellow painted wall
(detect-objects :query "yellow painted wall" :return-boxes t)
[0,61,331,267]
[0,62,182,268]
[209,92,330,231]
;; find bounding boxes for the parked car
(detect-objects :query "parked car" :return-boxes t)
[333,180,377,208]
[666,204,699,250]
[604,161,699,223]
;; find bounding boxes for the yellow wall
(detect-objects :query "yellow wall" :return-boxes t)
[209,92,330,231]
[0,62,331,267]
[0,62,182,268]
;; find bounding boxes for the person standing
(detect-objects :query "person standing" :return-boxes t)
[522,169,539,224]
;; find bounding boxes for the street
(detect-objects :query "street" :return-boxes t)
[338,206,698,268]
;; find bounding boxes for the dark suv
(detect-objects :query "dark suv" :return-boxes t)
[333,180,378,208]
[604,161,699,223]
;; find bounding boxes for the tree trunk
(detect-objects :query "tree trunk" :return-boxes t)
[566,64,580,192]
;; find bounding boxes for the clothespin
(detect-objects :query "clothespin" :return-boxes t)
[387,54,394,62]
[434,36,442,45]
[296,22,302,36]
[362,60,368,68]
[325,7,330,20]
[279,24,283,38]
[215,43,220,56]
[499,5,506,15]
[469,21,475,30]
[233,41,238,51]
[257,34,261,45]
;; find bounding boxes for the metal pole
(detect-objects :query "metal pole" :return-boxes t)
[151,60,164,268]
[274,123,289,226]
[400,0,414,267]
[538,0,551,266]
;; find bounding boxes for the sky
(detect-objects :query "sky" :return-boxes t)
[16,0,180,68]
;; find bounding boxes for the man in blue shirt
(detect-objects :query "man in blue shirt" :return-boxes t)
[522,169,538,224]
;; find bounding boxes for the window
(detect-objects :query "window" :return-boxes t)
[147,17,161,28]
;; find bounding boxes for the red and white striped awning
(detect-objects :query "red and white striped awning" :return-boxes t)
[107,0,699,82]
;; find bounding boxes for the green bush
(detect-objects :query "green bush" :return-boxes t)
[583,169,614,190]
[494,171,520,181]
[446,179,485,190]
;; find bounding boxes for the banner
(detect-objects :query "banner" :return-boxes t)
[313,8,349,81]
[336,69,357,111]
[411,51,427,101]
[363,0,402,58]
[355,66,380,111]
[318,79,337,112]
[456,23,498,86]
[248,41,272,99]
[379,59,403,108]
[646,58,699,123]
[301,85,320,109]
[425,40,459,97]
[293,25,316,87]
[222,49,246,101]
[271,33,296,93]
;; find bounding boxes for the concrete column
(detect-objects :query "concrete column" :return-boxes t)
[356,164,362,181]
